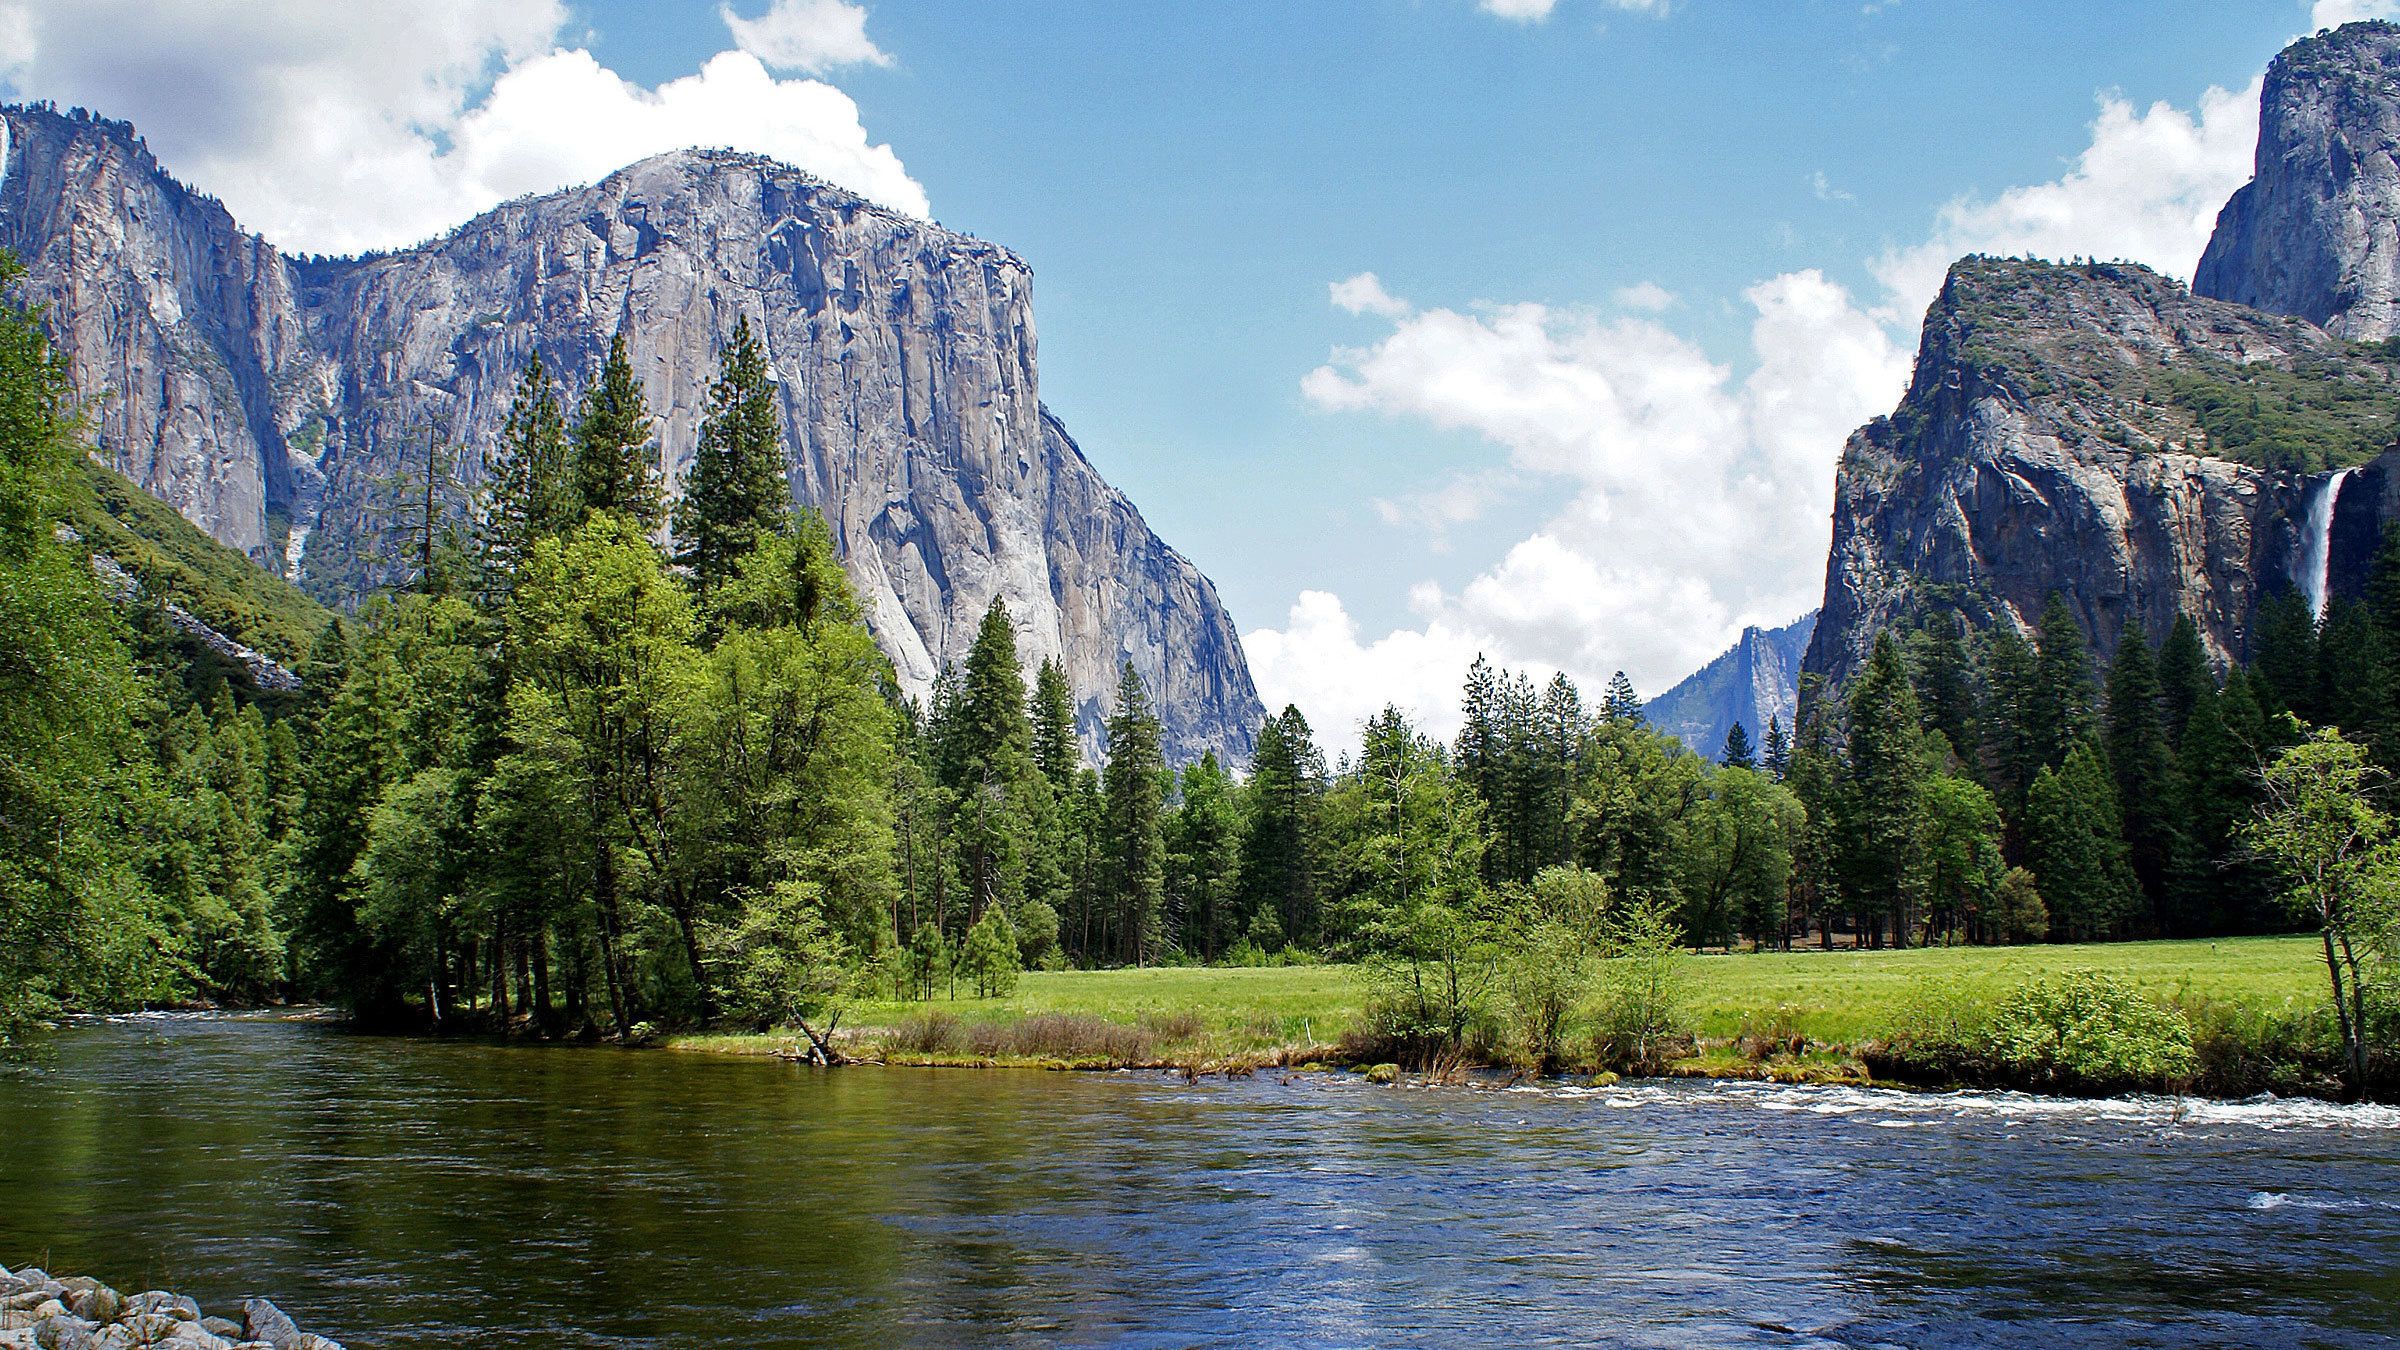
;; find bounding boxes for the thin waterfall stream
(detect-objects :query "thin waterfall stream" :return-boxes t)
[2299,467,2359,619]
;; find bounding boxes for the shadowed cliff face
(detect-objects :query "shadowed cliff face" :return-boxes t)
[2197,21,2400,341]
[0,106,1261,765]
[1801,257,2396,691]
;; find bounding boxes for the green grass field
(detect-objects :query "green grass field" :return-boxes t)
[1680,935,2325,1042]
[674,935,2328,1063]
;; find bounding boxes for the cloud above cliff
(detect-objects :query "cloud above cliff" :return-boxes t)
[723,0,892,74]
[0,0,927,255]
[1250,76,2264,753]
[1260,269,1905,751]
[2313,1,2400,28]
[1870,82,2260,323]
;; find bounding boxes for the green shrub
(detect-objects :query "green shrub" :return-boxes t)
[1592,893,1691,1072]
[1991,969,2197,1091]
[2182,996,2343,1099]
[1873,976,1997,1080]
[959,907,1021,998]
[1494,919,1593,1073]
[1360,901,1494,1068]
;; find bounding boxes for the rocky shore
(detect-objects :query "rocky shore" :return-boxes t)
[0,1265,342,1350]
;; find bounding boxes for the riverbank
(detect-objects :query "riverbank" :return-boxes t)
[0,1265,341,1350]
[666,935,2380,1100]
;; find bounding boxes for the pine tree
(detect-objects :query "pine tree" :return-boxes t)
[1030,656,1081,791]
[1761,715,1791,781]
[1494,667,1542,882]
[2103,618,2179,930]
[2251,588,2318,720]
[1841,632,1930,947]
[1784,675,1847,949]
[2314,599,2395,765]
[2172,678,2259,933]
[939,599,1041,925]
[2023,740,2138,942]
[2028,593,2097,772]
[1980,622,2042,808]
[1910,611,1979,760]
[2156,612,2213,748]
[1167,753,1244,960]
[573,332,662,529]
[1601,671,1643,724]
[1720,721,1756,769]
[1536,673,1585,865]
[1101,662,1166,965]
[1239,705,1325,948]
[675,316,789,593]
[483,353,578,594]
[1456,653,1500,808]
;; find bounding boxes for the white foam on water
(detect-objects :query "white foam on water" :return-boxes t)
[2247,1191,2370,1212]
[1534,1078,2400,1132]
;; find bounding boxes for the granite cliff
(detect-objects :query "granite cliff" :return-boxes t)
[1646,613,1815,761]
[2196,21,2400,340]
[0,105,1262,764]
[1805,22,2400,692]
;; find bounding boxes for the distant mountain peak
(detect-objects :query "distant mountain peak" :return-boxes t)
[1645,613,1815,760]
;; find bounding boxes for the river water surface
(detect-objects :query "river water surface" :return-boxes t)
[4,1013,2398,1348]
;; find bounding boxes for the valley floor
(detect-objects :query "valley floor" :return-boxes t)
[670,935,2338,1093]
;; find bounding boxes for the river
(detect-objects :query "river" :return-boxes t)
[3,1013,2398,1348]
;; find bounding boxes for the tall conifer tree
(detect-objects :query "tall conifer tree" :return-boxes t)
[1030,656,1081,790]
[2029,594,2098,772]
[1101,662,1166,964]
[2156,613,2213,748]
[573,332,662,529]
[1720,721,1756,769]
[484,353,578,592]
[2103,619,2178,929]
[676,316,788,593]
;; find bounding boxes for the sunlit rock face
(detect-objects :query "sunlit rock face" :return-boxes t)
[0,105,1261,764]
[1647,614,1814,760]
[2197,21,2400,341]
[1807,24,2400,696]
[1801,257,2384,692]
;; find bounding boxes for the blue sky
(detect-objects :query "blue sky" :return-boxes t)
[0,0,2364,747]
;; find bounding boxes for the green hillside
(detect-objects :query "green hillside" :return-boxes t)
[64,456,331,668]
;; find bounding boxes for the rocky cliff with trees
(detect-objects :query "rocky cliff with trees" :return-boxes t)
[0,103,1262,765]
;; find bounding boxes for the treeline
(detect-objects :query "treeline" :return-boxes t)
[1,250,2385,1051]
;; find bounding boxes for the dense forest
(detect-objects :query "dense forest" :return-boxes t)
[0,262,2390,1056]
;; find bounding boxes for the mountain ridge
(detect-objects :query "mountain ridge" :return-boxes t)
[0,102,1263,764]
[1646,613,1815,761]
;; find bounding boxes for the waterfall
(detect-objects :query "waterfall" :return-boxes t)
[2299,467,2359,621]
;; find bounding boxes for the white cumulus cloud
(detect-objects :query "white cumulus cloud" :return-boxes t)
[722,0,892,74]
[1477,0,1670,23]
[0,0,925,255]
[1268,268,1909,748]
[1254,72,2268,749]
[1479,0,1561,20]
[1869,82,2260,325]
[1243,591,1501,753]
[1613,280,1677,311]
[1330,271,1413,318]
[2313,1,2400,28]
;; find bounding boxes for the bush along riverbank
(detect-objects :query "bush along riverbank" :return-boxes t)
[0,1265,342,1350]
[663,940,2391,1103]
